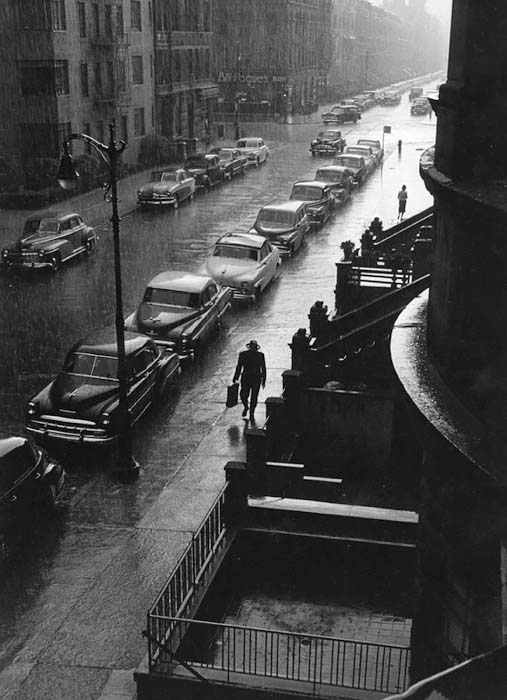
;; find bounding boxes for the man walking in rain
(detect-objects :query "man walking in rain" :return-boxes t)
[397,184,408,221]
[233,340,266,421]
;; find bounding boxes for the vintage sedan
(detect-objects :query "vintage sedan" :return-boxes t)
[25,331,180,445]
[185,153,224,190]
[322,106,359,124]
[201,233,280,302]
[124,272,232,358]
[381,90,401,105]
[2,212,96,272]
[310,129,346,156]
[213,148,247,179]
[249,201,309,255]
[290,181,335,224]
[411,98,431,116]
[0,437,65,519]
[137,169,195,208]
[333,154,368,185]
[357,139,384,163]
[343,145,376,176]
[314,166,353,206]
[409,86,423,101]
[235,137,269,167]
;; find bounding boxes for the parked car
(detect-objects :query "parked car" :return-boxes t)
[333,154,368,185]
[124,272,232,358]
[341,99,363,113]
[343,145,376,176]
[310,129,346,156]
[25,331,180,445]
[409,86,423,101]
[357,139,384,163]
[314,166,353,206]
[213,148,247,179]
[235,137,269,167]
[201,233,280,302]
[137,169,195,208]
[322,106,359,124]
[185,153,224,191]
[2,212,96,272]
[382,91,401,105]
[411,98,432,116]
[0,437,65,518]
[249,201,309,255]
[290,181,335,224]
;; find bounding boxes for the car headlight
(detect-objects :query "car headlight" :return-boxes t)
[241,281,252,291]
[100,413,110,426]
[137,190,142,196]
[27,401,39,416]
[38,250,45,258]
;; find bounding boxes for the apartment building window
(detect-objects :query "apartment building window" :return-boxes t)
[51,0,66,30]
[116,4,124,35]
[118,59,126,92]
[121,115,128,142]
[95,62,102,95]
[173,50,180,82]
[78,2,86,36]
[54,60,69,95]
[132,55,143,84]
[17,2,51,30]
[19,61,53,95]
[133,107,145,136]
[92,3,100,35]
[97,120,105,143]
[105,5,113,35]
[80,62,89,97]
[131,1,142,31]
[83,122,91,153]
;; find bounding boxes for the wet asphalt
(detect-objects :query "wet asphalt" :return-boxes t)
[0,87,437,699]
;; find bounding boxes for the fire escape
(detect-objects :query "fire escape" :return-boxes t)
[89,9,131,116]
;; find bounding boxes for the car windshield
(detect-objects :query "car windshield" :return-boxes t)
[64,352,119,380]
[318,131,337,138]
[213,245,258,261]
[346,147,370,156]
[143,287,201,308]
[0,441,38,494]
[39,219,59,233]
[359,141,378,148]
[150,171,177,182]
[291,185,323,201]
[219,150,233,160]
[335,157,360,168]
[237,140,259,148]
[258,210,293,225]
[23,219,42,234]
[316,170,342,183]
[186,157,207,167]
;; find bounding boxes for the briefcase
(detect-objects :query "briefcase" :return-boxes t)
[226,382,239,408]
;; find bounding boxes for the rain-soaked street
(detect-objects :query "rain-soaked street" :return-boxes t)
[0,85,437,699]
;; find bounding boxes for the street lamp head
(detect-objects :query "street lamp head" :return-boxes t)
[57,149,80,191]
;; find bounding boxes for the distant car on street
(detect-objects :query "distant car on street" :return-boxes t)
[314,166,353,206]
[409,86,423,101]
[137,169,195,208]
[321,106,359,125]
[343,145,376,176]
[310,129,346,156]
[2,212,96,272]
[201,232,280,302]
[0,437,65,518]
[290,181,335,224]
[381,90,401,105]
[250,201,309,255]
[25,331,180,445]
[235,137,269,167]
[341,99,363,113]
[333,154,368,185]
[213,148,247,179]
[411,98,432,116]
[124,272,232,358]
[357,139,384,163]
[185,153,224,191]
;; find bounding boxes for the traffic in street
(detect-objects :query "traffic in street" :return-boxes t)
[0,83,437,694]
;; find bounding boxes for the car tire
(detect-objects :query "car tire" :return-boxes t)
[85,239,94,254]
[241,167,245,176]
[44,483,59,511]
[254,287,262,303]
[49,255,60,272]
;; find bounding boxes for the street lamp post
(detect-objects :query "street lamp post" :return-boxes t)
[57,121,140,479]
[234,41,241,141]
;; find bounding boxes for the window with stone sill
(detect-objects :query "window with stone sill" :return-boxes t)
[134,107,145,137]
[132,55,144,85]
[50,0,66,30]
[131,0,142,31]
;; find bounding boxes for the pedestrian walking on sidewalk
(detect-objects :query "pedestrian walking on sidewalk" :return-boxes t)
[397,185,408,221]
[398,139,403,156]
[233,340,266,421]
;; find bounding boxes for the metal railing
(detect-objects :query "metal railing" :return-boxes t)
[147,484,228,664]
[349,264,412,288]
[150,617,411,695]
